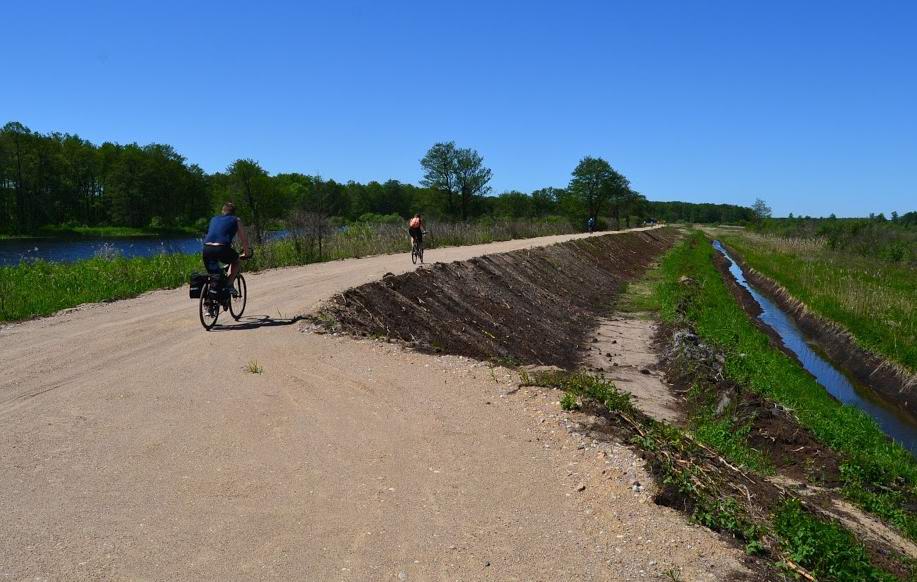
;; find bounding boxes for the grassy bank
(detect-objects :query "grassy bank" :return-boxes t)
[656,232,917,541]
[524,370,902,580]
[718,230,916,373]
[0,219,573,322]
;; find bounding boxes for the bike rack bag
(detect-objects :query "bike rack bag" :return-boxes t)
[189,273,208,299]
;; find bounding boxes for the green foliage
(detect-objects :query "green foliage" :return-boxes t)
[655,232,917,541]
[644,200,756,224]
[419,141,492,220]
[566,156,642,228]
[774,499,898,581]
[690,413,768,473]
[752,215,917,263]
[722,231,916,372]
[0,122,211,234]
[751,198,772,221]
[560,391,580,411]
[0,253,200,321]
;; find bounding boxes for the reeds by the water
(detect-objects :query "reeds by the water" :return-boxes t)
[0,219,574,322]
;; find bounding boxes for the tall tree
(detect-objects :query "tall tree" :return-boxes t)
[752,198,772,221]
[225,159,271,244]
[453,147,492,220]
[419,142,459,217]
[2,122,32,233]
[568,156,627,223]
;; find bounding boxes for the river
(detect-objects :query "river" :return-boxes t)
[712,240,917,455]
[0,235,204,266]
[0,231,289,267]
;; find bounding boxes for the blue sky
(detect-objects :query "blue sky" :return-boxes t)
[3,0,915,217]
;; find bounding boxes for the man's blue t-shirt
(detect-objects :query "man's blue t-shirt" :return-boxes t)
[203,215,238,245]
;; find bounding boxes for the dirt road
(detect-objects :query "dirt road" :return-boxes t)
[0,228,747,581]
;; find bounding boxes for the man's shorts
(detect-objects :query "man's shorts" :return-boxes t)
[202,244,239,273]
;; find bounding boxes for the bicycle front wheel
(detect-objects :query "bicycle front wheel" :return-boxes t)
[199,282,219,330]
[230,275,247,320]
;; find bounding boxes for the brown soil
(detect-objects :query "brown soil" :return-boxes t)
[315,228,680,368]
[585,315,681,422]
[719,243,917,418]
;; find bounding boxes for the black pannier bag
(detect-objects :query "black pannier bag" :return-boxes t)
[208,274,229,300]
[189,273,208,299]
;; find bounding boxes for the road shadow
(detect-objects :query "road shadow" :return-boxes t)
[212,314,304,331]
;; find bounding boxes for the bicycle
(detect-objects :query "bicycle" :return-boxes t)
[411,231,427,264]
[198,254,250,331]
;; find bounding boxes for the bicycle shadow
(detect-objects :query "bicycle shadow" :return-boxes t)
[211,314,304,331]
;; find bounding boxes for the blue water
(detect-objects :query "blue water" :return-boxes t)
[0,235,204,266]
[712,240,917,455]
[0,231,288,266]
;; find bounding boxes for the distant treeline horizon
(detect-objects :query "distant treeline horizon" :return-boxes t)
[2,121,758,237]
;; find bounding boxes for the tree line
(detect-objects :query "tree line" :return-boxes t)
[0,122,755,237]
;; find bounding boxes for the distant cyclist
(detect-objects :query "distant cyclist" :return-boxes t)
[587,216,596,234]
[408,213,426,249]
[202,202,251,295]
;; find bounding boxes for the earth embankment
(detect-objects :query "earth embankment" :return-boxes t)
[317,228,680,367]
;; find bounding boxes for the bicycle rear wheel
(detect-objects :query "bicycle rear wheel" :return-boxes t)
[418,241,423,264]
[229,275,247,320]
[199,282,219,330]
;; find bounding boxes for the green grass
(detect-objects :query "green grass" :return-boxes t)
[0,253,200,321]
[0,219,575,322]
[775,499,898,582]
[720,231,916,373]
[656,232,917,540]
[689,409,768,472]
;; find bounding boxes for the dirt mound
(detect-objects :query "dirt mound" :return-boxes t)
[314,229,679,368]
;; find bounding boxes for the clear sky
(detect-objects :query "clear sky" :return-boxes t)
[3,0,915,217]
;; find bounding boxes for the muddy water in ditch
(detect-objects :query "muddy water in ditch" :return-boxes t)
[713,240,917,455]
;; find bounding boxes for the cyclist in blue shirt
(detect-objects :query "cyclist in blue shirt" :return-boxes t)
[202,202,251,294]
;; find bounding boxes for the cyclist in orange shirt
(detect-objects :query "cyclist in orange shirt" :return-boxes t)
[408,213,426,248]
